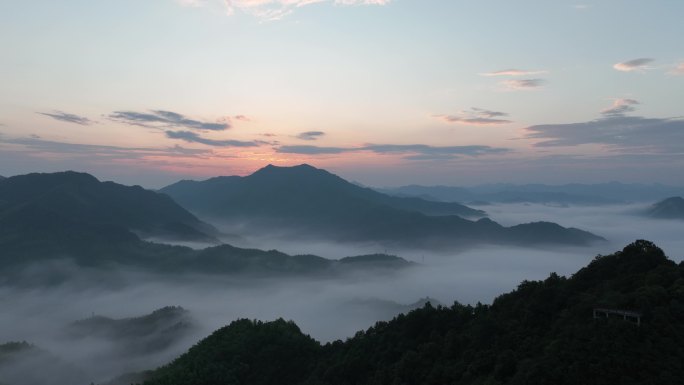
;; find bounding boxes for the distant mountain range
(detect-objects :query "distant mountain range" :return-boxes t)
[0,168,603,280]
[379,182,684,205]
[161,164,603,248]
[644,196,684,220]
[139,240,684,385]
[0,171,410,280]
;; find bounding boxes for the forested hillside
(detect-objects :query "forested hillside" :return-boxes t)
[142,240,684,385]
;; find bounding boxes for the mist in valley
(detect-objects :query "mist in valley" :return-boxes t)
[2,202,682,384]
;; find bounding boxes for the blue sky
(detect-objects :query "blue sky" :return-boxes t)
[1,0,683,187]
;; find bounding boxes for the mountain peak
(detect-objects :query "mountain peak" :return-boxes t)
[254,163,321,174]
[646,196,684,219]
[249,163,336,183]
[0,171,218,242]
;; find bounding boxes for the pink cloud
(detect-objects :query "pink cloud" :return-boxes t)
[480,69,547,77]
[613,58,654,72]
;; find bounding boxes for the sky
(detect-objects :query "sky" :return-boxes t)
[1,0,683,188]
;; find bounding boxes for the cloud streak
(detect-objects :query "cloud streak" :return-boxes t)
[296,131,326,141]
[601,98,639,117]
[479,69,548,91]
[37,111,94,126]
[0,135,216,161]
[613,58,654,72]
[276,143,511,159]
[165,130,262,147]
[524,115,684,154]
[110,110,230,131]
[479,69,546,77]
[436,108,512,126]
[501,78,546,90]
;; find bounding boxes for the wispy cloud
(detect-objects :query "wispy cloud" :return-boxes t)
[296,131,326,140]
[601,98,639,117]
[613,58,654,72]
[276,143,511,159]
[1,135,214,160]
[109,110,230,131]
[37,111,94,126]
[524,114,684,154]
[479,68,548,91]
[181,0,391,21]
[479,69,546,77]
[436,107,512,126]
[501,78,546,90]
[364,144,510,157]
[277,145,349,154]
[165,130,262,147]
[233,115,252,122]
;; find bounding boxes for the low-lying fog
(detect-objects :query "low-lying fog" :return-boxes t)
[1,203,682,384]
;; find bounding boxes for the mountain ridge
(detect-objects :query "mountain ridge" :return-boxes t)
[0,171,218,242]
[163,164,487,219]
[161,164,603,248]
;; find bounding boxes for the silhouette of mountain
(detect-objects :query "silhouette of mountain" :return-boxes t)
[0,171,218,242]
[142,240,684,385]
[162,164,486,219]
[644,196,684,220]
[161,164,603,247]
[0,173,412,280]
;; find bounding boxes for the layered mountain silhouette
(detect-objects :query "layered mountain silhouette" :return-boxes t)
[644,196,684,220]
[162,164,485,219]
[0,171,410,279]
[0,171,218,243]
[141,240,684,385]
[161,164,603,247]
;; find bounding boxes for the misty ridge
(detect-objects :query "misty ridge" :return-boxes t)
[1,165,683,385]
